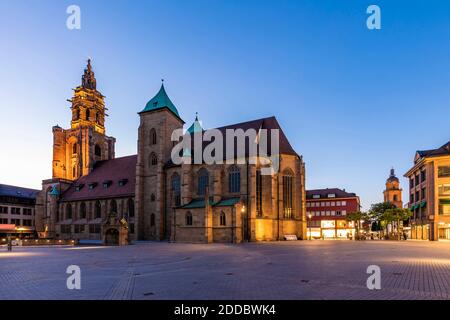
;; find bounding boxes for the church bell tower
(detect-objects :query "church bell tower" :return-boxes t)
[52,59,116,181]
[383,168,403,208]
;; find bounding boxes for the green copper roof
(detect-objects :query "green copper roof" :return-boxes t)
[49,185,59,196]
[141,84,180,117]
[187,115,203,134]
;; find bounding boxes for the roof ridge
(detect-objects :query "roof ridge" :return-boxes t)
[0,183,40,192]
[213,115,277,131]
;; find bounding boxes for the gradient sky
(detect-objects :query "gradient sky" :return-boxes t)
[1,0,449,210]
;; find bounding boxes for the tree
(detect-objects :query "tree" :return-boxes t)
[384,208,412,240]
[369,202,396,239]
[346,211,369,240]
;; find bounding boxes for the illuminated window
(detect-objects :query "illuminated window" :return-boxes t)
[438,166,450,177]
[283,170,294,219]
[256,169,262,217]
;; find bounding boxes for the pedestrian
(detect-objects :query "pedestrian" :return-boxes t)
[403,232,407,241]
[7,237,12,252]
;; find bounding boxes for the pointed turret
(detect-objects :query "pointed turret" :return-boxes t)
[140,82,180,118]
[81,59,97,90]
[387,167,399,182]
[187,113,203,134]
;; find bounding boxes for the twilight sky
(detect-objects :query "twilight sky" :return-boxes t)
[1,0,449,210]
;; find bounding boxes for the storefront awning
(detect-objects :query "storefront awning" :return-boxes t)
[420,201,427,208]
[0,224,16,232]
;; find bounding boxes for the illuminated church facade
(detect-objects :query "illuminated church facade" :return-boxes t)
[35,61,307,244]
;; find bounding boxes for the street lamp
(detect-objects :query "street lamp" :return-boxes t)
[308,213,312,240]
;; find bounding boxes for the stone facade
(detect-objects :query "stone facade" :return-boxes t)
[35,60,307,244]
[405,142,450,241]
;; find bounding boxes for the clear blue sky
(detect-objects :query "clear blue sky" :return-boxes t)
[1,0,449,210]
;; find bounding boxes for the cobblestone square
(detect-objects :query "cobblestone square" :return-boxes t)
[1,240,450,300]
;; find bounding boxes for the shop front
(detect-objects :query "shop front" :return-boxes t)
[438,222,450,240]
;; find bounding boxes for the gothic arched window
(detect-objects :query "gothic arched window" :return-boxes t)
[150,213,155,226]
[282,169,294,219]
[186,212,193,226]
[86,108,90,120]
[150,128,157,145]
[95,144,102,157]
[80,202,86,219]
[197,168,209,196]
[228,166,241,193]
[72,143,77,155]
[151,193,156,202]
[95,200,101,219]
[110,200,117,214]
[66,204,72,220]
[150,153,158,166]
[171,173,181,206]
[128,199,134,218]
[220,211,226,226]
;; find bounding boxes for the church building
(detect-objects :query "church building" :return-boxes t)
[35,60,307,244]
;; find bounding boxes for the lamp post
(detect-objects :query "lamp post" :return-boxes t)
[308,213,312,240]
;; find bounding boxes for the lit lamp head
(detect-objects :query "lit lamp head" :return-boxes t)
[241,205,246,213]
[308,213,312,220]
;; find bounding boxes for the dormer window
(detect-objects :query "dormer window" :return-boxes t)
[88,182,98,190]
[327,194,336,198]
[103,180,112,188]
[75,184,84,191]
[312,194,320,199]
[118,179,128,187]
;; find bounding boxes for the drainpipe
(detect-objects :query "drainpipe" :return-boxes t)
[246,161,250,241]
[277,175,280,241]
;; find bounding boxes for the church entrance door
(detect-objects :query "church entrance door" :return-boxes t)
[105,228,119,245]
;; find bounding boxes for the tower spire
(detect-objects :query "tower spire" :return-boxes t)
[390,167,395,177]
[82,59,97,90]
